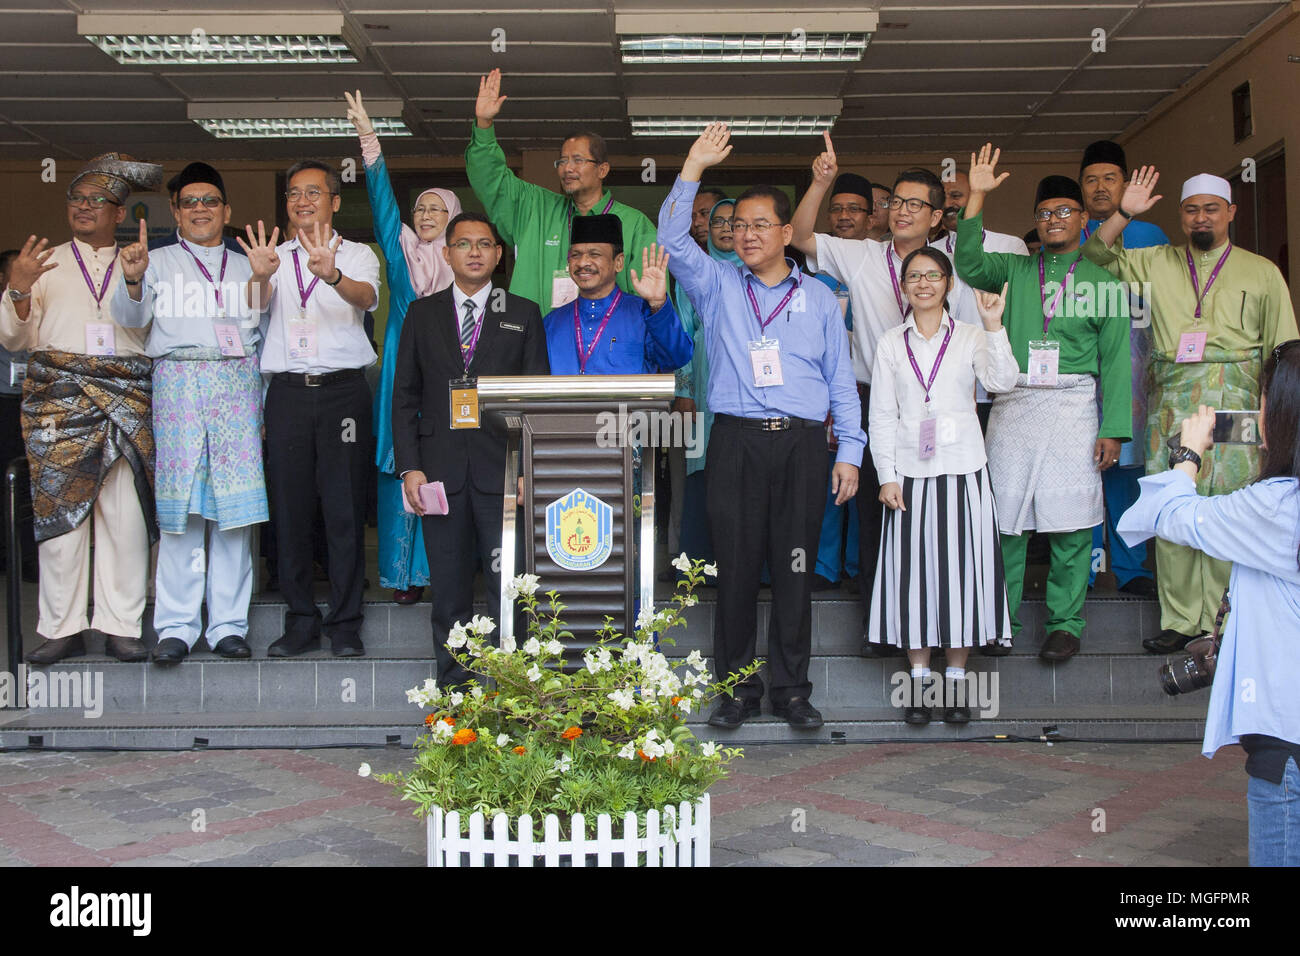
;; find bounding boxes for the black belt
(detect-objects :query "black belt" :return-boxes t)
[272,369,365,388]
[715,413,822,432]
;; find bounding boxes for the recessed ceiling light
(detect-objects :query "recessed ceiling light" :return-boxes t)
[78,14,364,66]
[616,12,875,64]
[187,100,410,139]
[627,98,841,136]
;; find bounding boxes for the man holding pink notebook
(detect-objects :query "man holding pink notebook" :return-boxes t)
[392,211,549,687]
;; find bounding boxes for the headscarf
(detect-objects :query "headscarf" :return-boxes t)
[399,187,462,297]
[69,152,163,203]
[705,198,740,265]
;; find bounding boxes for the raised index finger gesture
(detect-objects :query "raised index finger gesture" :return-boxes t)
[812,130,838,187]
[120,217,150,281]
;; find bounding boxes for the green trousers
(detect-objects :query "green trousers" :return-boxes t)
[1154,537,1231,637]
[1000,528,1092,639]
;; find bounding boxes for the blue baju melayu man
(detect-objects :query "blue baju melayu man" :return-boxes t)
[543,213,692,375]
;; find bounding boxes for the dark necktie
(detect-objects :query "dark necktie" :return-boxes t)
[460,299,477,354]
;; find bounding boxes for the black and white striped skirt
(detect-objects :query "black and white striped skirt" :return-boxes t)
[867,468,1012,649]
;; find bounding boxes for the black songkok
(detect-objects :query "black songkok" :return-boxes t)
[1079,140,1128,178]
[1035,175,1084,208]
[167,162,227,202]
[830,173,873,205]
[571,213,623,252]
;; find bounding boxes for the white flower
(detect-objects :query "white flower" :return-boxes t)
[526,664,543,683]
[663,738,675,756]
[639,729,666,760]
[544,639,564,656]
[471,686,484,699]
[702,562,718,577]
[465,637,485,657]
[500,635,516,654]
[515,573,541,596]
[677,697,693,714]
[693,688,704,699]
[554,754,572,773]
[446,624,468,649]
[496,733,510,748]
[682,594,699,608]
[448,691,464,708]
[523,637,541,656]
[357,762,371,777]
[618,742,636,760]
[685,650,705,669]
[671,552,692,573]
[430,720,454,743]
[635,606,657,631]
[583,648,613,674]
[405,687,425,706]
[608,688,636,711]
[503,579,519,601]
[701,741,717,757]
[422,678,438,694]
[468,614,495,636]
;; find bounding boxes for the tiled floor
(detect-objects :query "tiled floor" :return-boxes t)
[0,741,1249,866]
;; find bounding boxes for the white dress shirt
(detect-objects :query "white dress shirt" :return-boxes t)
[450,281,493,360]
[808,234,977,385]
[256,233,380,374]
[869,311,1019,485]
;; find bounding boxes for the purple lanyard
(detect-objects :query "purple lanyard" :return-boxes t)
[944,229,984,255]
[903,320,954,405]
[290,248,321,313]
[745,273,800,335]
[178,239,229,313]
[1186,244,1232,319]
[1037,252,1081,336]
[461,300,486,370]
[573,290,622,373]
[885,245,911,319]
[70,242,117,312]
[1081,221,1091,242]
[566,194,616,236]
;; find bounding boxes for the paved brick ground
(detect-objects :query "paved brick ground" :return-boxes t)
[0,741,1248,866]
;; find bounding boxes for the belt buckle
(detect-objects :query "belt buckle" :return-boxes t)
[762,417,789,432]
[303,373,322,387]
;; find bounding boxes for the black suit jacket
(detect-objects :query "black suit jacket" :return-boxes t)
[392,285,549,495]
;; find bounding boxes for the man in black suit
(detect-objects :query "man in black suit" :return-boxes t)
[392,212,549,686]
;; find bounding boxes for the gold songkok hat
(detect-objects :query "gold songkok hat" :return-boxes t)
[68,152,164,203]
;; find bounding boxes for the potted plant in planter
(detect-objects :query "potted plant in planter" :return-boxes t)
[361,555,756,867]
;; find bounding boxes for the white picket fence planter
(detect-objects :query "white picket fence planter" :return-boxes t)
[426,794,711,867]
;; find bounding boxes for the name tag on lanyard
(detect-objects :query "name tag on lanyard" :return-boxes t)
[450,377,480,430]
[749,338,783,387]
[1176,330,1207,363]
[214,323,244,357]
[85,323,116,357]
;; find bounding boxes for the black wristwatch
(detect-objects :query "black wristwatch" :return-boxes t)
[325,268,344,287]
[1168,446,1202,471]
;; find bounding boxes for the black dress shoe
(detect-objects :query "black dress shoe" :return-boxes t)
[25,633,86,665]
[904,706,931,726]
[860,638,900,658]
[1119,577,1157,598]
[212,635,252,659]
[1142,628,1197,655]
[707,697,761,729]
[330,634,365,658]
[105,633,149,662]
[267,632,320,657]
[980,640,1013,657]
[152,637,189,664]
[842,575,860,595]
[1039,630,1081,662]
[772,697,824,729]
[392,587,424,605]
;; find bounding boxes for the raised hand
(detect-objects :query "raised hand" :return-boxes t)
[629,243,670,309]
[1121,166,1162,218]
[120,216,150,282]
[344,90,373,136]
[475,68,507,128]
[300,221,342,282]
[973,282,1009,331]
[968,142,1010,195]
[811,130,838,189]
[236,220,281,280]
[7,234,59,292]
[683,122,733,180]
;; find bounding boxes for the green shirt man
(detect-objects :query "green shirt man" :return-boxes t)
[465,68,657,311]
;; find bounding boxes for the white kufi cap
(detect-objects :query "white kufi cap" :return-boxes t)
[1180,174,1232,204]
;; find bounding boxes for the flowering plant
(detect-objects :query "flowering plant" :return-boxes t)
[365,555,753,832]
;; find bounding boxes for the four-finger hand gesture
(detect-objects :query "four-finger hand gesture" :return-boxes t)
[120,217,150,282]
[344,89,374,137]
[974,282,1009,331]
[7,234,59,292]
[968,142,1010,195]
[684,122,733,178]
[237,220,281,280]
[299,221,342,282]
[1121,166,1163,218]
[475,68,507,127]
[811,131,838,188]
[629,243,670,309]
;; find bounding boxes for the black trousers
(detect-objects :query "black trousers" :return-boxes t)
[855,383,884,631]
[265,375,372,642]
[707,416,827,706]
[422,479,504,687]
[0,393,35,572]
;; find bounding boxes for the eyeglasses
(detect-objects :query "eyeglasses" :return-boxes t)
[829,203,868,216]
[554,157,598,170]
[413,203,448,216]
[1034,205,1083,222]
[730,221,779,236]
[177,195,224,210]
[887,197,936,213]
[450,238,498,252]
[904,270,946,283]
[66,193,121,209]
[709,217,734,229]
[285,187,332,202]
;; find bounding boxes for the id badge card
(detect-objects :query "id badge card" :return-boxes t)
[214,322,244,357]
[1027,339,1060,387]
[1176,330,1207,363]
[918,416,937,460]
[288,314,318,360]
[85,323,115,357]
[551,269,579,310]
[748,338,783,387]
[449,378,480,430]
[9,363,25,388]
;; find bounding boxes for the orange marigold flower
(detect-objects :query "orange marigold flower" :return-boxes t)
[451,728,478,746]
[512,745,526,755]
[424,714,437,726]
[637,749,656,762]
[442,717,455,726]
[561,725,583,740]
[671,696,683,706]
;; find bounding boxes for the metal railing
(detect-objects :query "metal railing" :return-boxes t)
[5,456,30,693]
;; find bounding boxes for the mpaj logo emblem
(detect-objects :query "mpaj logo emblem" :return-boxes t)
[546,488,612,571]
